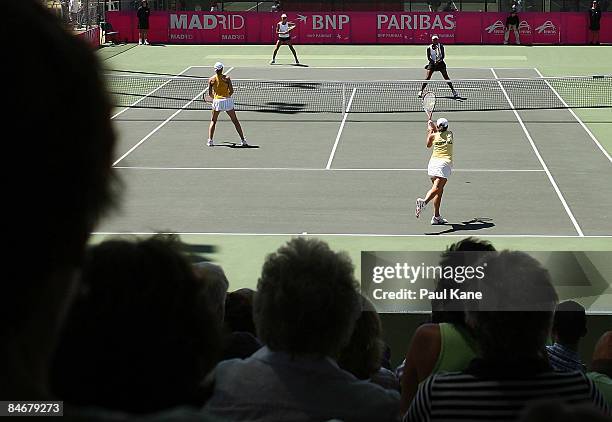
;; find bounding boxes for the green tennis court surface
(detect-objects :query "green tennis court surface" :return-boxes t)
[93,45,612,313]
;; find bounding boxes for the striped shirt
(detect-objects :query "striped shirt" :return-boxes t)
[547,343,587,373]
[405,359,610,421]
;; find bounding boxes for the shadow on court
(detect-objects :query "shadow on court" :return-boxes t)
[269,63,310,67]
[425,217,495,235]
[209,142,260,149]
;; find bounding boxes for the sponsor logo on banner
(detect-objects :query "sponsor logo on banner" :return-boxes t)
[375,13,456,43]
[485,19,531,35]
[535,20,557,34]
[296,14,351,41]
[518,20,531,33]
[105,10,594,45]
[485,20,505,34]
[169,14,245,30]
[296,14,350,30]
[169,33,194,40]
[376,14,455,30]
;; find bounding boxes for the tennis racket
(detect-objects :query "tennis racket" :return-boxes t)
[422,91,436,120]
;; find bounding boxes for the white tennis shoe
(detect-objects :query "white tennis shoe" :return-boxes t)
[270,59,275,64]
[417,90,424,98]
[207,139,214,147]
[415,198,426,218]
[431,216,448,225]
[240,139,249,147]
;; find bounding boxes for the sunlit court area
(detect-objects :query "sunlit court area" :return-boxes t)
[4,0,611,420]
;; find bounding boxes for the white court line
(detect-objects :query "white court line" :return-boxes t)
[491,68,584,237]
[92,231,612,238]
[113,67,234,166]
[111,65,193,120]
[115,166,545,172]
[533,67,612,164]
[326,88,356,169]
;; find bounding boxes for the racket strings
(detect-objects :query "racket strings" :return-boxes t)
[423,93,436,113]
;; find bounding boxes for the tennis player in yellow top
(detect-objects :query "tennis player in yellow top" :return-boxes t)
[415,117,453,225]
[207,62,248,147]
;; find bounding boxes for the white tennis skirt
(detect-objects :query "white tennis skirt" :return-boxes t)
[427,158,452,179]
[212,98,235,112]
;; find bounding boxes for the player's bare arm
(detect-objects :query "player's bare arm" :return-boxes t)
[427,120,438,147]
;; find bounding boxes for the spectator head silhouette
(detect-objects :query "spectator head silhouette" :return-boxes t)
[3,0,117,399]
[254,237,361,358]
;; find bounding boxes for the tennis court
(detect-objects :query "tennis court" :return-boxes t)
[101,65,612,238]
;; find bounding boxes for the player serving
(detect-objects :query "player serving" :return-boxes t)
[270,14,300,65]
[415,115,453,225]
[206,62,248,147]
[418,35,459,99]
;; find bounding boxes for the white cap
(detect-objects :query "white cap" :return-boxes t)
[432,34,439,40]
[281,13,287,17]
[213,62,224,71]
[436,117,449,129]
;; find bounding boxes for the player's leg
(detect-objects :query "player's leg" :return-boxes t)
[594,29,600,45]
[271,40,281,63]
[513,26,520,44]
[504,28,510,44]
[208,110,220,146]
[287,42,299,64]
[416,176,445,218]
[419,69,434,97]
[440,68,458,97]
[431,178,447,217]
[424,177,445,205]
[427,177,447,223]
[226,109,247,145]
[144,29,149,45]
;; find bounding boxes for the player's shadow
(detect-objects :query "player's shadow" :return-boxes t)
[270,63,309,67]
[424,217,495,235]
[213,142,260,149]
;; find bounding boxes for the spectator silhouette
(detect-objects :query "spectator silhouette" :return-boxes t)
[338,295,399,391]
[588,331,612,406]
[520,400,611,422]
[398,237,495,413]
[225,288,257,335]
[205,237,400,421]
[194,261,230,324]
[2,0,117,402]
[223,288,262,360]
[547,300,588,372]
[51,235,222,414]
[405,251,610,421]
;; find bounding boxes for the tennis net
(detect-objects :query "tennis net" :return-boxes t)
[105,72,612,114]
